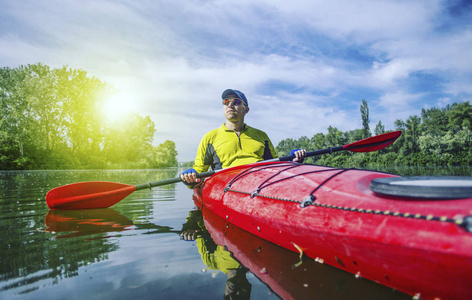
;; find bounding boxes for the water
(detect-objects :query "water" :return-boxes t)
[0,167,469,299]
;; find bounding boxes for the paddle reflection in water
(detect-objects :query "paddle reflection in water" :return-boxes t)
[44,209,178,240]
[45,209,134,240]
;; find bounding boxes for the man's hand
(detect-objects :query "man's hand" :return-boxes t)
[180,168,201,187]
[291,149,307,163]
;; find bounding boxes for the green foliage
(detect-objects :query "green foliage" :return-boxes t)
[153,140,179,168]
[276,99,472,168]
[374,120,385,135]
[360,99,371,138]
[180,161,195,168]
[0,63,178,170]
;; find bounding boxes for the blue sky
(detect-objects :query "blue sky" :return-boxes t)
[1,0,471,161]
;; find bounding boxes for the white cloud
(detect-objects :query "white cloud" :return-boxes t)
[373,91,426,130]
[265,0,439,41]
[1,0,472,161]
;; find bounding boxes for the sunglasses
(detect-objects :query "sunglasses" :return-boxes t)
[222,98,245,106]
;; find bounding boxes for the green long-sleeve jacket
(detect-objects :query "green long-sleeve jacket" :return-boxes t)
[193,124,277,173]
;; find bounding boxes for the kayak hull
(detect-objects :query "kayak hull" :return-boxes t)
[195,161,472,300]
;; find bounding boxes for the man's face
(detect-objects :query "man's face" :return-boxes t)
[223,97,248,121]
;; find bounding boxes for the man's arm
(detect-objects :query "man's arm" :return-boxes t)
[181,132,212,186]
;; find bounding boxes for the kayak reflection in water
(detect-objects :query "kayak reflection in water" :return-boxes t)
[180,210,252,300]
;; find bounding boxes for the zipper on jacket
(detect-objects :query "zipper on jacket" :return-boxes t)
[236,132,242,150]
[233,124,246,150]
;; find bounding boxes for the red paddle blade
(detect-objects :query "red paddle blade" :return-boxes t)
[344,130,402,152]
[46,181,136,210]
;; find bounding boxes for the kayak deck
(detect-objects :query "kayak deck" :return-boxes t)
[195,161,472,300]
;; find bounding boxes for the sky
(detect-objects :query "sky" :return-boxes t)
[1,0,472,161]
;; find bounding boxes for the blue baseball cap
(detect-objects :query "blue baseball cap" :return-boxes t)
[222,89,248,106]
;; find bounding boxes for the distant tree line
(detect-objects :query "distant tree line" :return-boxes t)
[276,100,472,168]
[0,63,178,170]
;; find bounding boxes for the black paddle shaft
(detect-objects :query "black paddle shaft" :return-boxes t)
[277,146,344,162]
[135,171,216,191]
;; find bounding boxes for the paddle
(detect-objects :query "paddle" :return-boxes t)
[45,130,401,210]
[276,129,402,161]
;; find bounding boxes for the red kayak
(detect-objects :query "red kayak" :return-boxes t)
[194,161,472,300]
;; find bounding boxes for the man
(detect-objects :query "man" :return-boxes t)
[181,89,306,187]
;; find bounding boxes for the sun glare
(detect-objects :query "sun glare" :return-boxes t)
[102,91,137,122]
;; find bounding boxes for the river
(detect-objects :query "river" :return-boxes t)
[0,166,470,299]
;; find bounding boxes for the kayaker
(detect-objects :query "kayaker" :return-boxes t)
[181,89,306,187]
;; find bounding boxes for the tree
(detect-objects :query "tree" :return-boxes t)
[153,140,178,168]
[310,133,326,150]
[345,129,364,144]
[0,63,171,170]
[421,107,448,135]
[374,121,385,136]
[276,100,472,167]
[447,101,472,131]
[1,66,27,168]
[325,126,346,147]
[102,113,157,168]
[405,115,421,154]
[276,138,299,157]
[360,99,371,138]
